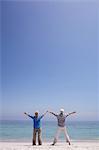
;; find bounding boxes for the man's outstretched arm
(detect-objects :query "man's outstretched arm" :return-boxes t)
[66,111,76,117]
[24,112,34,119]
[39,111,48,119]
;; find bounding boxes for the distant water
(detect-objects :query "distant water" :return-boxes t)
[0,120,99,142]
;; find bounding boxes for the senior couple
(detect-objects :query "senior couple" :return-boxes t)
[24,109,76,146]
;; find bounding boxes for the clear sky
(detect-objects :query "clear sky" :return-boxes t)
[1,0,99,121]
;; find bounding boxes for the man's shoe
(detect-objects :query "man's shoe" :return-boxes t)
[66,140,71,145]
[32,144,36,146]
[68,142,71,145]
[51,143,55,146]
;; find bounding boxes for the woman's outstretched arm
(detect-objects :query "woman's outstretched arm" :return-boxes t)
[66,111,76,117]
[49,111,58,117]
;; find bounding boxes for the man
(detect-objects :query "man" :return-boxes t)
[24,110,48,145]
[49,109,76,145]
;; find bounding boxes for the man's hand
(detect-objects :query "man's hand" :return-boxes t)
[44,110,48,115]
[24,112,28,115]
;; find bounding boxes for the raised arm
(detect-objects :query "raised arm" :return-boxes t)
[66,111,76,117]
[39,111,48,119]
[24,112,34,119]
[49,111,58,117]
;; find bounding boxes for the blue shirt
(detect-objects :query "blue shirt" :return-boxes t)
[28,115,44,129]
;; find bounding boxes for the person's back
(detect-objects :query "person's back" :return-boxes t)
[33,116,42,129]
[57,114,66,127]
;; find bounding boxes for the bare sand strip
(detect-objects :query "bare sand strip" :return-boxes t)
[0,141,99,150]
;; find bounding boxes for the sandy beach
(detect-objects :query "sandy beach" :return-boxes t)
[0,141,99,150]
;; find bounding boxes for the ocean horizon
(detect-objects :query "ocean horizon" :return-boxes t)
[0,120,99,142]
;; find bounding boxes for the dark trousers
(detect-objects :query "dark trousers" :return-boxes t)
[32,128,42,145]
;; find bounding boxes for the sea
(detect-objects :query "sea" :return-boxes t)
[0,120,99,142]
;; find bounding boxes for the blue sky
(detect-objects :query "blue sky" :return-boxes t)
[1,0,99,121]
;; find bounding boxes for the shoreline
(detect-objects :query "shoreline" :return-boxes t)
[0,139,99,143]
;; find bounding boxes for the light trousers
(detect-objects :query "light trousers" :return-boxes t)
[53,126,70,143]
